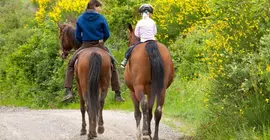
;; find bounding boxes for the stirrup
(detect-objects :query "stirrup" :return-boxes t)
[115,96,125,102]
[61,93,73,102]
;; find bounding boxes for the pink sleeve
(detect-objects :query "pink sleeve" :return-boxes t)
[134,22,140,38]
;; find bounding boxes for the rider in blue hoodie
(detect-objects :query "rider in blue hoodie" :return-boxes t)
[62,0,125,102]
[75,4,110,43]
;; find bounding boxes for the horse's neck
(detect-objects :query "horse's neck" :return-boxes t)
[68,27,81,50]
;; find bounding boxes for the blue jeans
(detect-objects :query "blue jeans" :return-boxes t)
[124,42,142,60]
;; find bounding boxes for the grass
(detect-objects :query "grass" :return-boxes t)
[162,75,209,137]
[0,97,31,107]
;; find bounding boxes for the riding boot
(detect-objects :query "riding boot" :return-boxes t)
[115,90,125,102]
[62,60,76,102]
[62,88,73,102]
[110,58,125,102]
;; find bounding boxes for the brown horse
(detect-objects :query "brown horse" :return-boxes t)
[58,23,111,139]
[75,47,111,139]
[124,24,174,140]
[58,23,81,59]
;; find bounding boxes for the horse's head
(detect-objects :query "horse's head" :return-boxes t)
[128,23,140,47]
[58,23,78,59]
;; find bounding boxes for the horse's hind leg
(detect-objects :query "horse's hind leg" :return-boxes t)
[147,94,155,138]
[134,86,150,140]
[141,95,150,140]
[87,103,97,139]
[85,93,97,139]
[78,82,86,135]
[98,88,107,134]
[153,89,165,140]
[130,90,142,140]
[80,96,87,135]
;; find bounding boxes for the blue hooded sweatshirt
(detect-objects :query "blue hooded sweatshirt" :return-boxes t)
[75,10,110,43]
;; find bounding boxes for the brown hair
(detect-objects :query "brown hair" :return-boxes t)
[86,0,102,9]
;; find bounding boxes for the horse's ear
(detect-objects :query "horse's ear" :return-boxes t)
[57,23,60,28]
[67,16,77,26]
[128,23,133,32]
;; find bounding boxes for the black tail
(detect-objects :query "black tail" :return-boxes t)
[145,41,164,103]
[86,52,102,121]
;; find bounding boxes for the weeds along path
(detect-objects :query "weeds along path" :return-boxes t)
[0,106,181,140]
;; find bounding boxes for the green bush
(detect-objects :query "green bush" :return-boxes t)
[170,27,207,80]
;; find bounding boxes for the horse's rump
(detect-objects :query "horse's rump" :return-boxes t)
[75,47,111,102]
[126,41,174,90]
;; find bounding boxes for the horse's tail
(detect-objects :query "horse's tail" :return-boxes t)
[86,52,102,121]
[145,41,164,103]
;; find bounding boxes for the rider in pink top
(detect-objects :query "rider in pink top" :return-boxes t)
[121,4,156,68]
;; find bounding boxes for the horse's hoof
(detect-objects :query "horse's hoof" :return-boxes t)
[142,130,149,136]
[153,136,158,140]
[98,126,105,134]
[136,132,141,140]
[142,135,151,140]
[80,129,87,135]
[87,134,94,140]
[91,132,97,137]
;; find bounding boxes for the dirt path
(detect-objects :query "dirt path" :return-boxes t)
[0,107,182,140]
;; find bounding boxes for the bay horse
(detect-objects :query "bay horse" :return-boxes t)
[75,47,111,139]
[124,24,174,140]
[58,23,81,59]
[58,23,111,139]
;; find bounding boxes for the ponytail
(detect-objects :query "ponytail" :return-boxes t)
[142,12,149,20]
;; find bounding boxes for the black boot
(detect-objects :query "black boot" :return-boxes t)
[115,90,125,102]
[61,88,73,102]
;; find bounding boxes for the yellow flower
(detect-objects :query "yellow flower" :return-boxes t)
[266,65,270,72]
[240,109,244,115]
[32,0,89,23]
[265,98,269,103]
[24,24,28,29]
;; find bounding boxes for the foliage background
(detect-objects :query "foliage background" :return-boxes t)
[1,0,270,139]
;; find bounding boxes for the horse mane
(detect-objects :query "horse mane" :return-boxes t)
[61,23,81,50]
